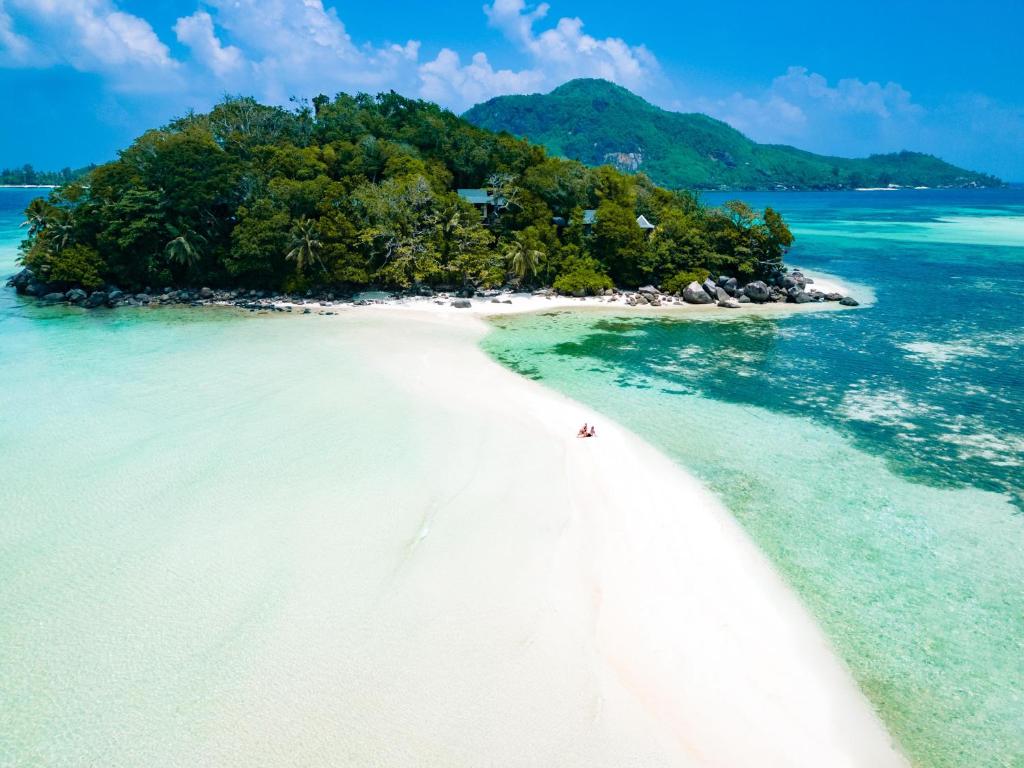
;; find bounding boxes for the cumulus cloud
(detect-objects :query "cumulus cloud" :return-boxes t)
[688,67,926,155]
[1,0,176,87]
[1,0,657,111]
[0,0,31,64]
[1,0,1018,178]
[418,0,661,109]
[419,49,545,108]
[186,0,421,102]
[175,0,658,111]
[772,66,921,120]
[173,11,243,79]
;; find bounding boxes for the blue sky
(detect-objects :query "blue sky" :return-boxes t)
[1,0,1022,179]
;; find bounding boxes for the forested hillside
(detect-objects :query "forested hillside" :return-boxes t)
[17,92,793,295]
[464,79,1002,191]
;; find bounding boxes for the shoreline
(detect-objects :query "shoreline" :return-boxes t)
[332,308,907,765]
[6,263,867,318]
[0,262,906,763]
[229,268,867,319]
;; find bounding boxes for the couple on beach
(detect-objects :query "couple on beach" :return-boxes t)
[577,423,597,438]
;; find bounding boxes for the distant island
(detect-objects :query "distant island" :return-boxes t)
[463,79,1003,191]
[1,164,94,187]
[10,90,823,308]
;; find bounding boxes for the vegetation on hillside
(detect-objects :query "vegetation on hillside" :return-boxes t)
[1,165,94,186]
[17,92,793,295]
[464,79,1003,191]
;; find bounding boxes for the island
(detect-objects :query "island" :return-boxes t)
[9,90,862,312]
[0,88,913,768]
[1,164,93,187]
[463,79,1003,191]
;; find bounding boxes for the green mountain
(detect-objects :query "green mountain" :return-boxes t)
[463,79,1001,191]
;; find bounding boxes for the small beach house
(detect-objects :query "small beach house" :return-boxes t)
[457,188,506,225]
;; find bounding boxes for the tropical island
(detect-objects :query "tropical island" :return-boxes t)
[9,90,820,311]
[464,79,1003,191]
[0,164,93,187]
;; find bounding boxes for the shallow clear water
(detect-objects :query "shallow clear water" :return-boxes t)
[483,188,1024,768]
[0,190,454,765]
[3,187,1023,767]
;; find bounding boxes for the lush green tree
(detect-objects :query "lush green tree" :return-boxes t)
[504,231,544,282]
[164,223,206,273]
[762,207,794,272]
[227,199,292,285]
[20,197,52,238]
[17,90,795,294]
[45,244,106,289]
[592,200,646,286]
[553,251,613,296]
[354,175,440,287]
[521,158,591,215]
[317,209,370,286]
[285,217,327,277]
[433,199,496,287]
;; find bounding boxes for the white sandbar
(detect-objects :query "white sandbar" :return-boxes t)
[224,307,905,767]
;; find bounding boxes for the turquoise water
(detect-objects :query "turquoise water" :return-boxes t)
[482,188,1024,768]
[3,187,1023,766]
[0,190,467,765]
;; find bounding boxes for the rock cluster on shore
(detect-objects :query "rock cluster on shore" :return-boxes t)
[598,270,858,308]
[5,267,860,312]
[6,268,346,313]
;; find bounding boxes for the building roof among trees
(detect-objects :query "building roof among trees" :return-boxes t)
[457,188,493,205]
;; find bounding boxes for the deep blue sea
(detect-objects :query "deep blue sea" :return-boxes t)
[484,188,1024,768]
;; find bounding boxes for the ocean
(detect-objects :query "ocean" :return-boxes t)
[483,188,1024,767]
[2,187,1022,766]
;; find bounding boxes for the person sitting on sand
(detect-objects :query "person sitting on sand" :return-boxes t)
[588,425,596,438]
[577,423,588,438]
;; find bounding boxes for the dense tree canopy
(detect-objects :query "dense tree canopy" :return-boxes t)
[464,79,1003,191]
[18,92,794,295]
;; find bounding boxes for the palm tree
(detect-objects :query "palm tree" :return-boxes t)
[20,197,52,237]
[286,217,326,276]
[164,224,205,271]
[436,203,464,277]
[49,210,75,252]
[503,237,543,281]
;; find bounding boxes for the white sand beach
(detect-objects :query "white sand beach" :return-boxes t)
[0,277,901,767]
[208,307,904,767]
[257,269,864,319]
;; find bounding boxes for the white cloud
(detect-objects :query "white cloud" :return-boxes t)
[418,0,661,109]
[1,0,1018,178]
[677,67,1021,178]
[2,0,656,112]
[691,92,808,138]
[772,66,921,120]
[419,49,545,107]
[188,0,421,102]
[0,0,178,96]
[688,67,925,154]
[0,0,31,64]
[173,11,243,79]
[4,0,176,85]
[484,0,550,48]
